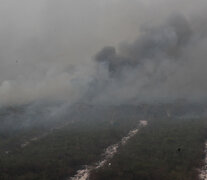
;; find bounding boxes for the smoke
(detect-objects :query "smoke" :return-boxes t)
[0,0,207,106]
[91,13,207,104]
[91,14,192,104]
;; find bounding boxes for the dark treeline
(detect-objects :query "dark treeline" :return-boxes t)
[0,105,143,180]
[90,117,207,180]
[1,103,207,179]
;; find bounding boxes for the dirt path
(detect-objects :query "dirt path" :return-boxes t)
[69,120,148,180]
[200,141,207,180]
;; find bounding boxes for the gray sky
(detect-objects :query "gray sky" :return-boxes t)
[0,0,207,105]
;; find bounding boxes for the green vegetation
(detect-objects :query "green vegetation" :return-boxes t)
[1,103,207,180]
[90,118,207,180]
[0,110,139,180]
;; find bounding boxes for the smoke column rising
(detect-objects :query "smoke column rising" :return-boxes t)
[0,0,207,106]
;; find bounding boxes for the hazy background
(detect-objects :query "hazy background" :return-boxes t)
[0,0,207,106]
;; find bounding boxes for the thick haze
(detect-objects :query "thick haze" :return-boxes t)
[0,0,207,106]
